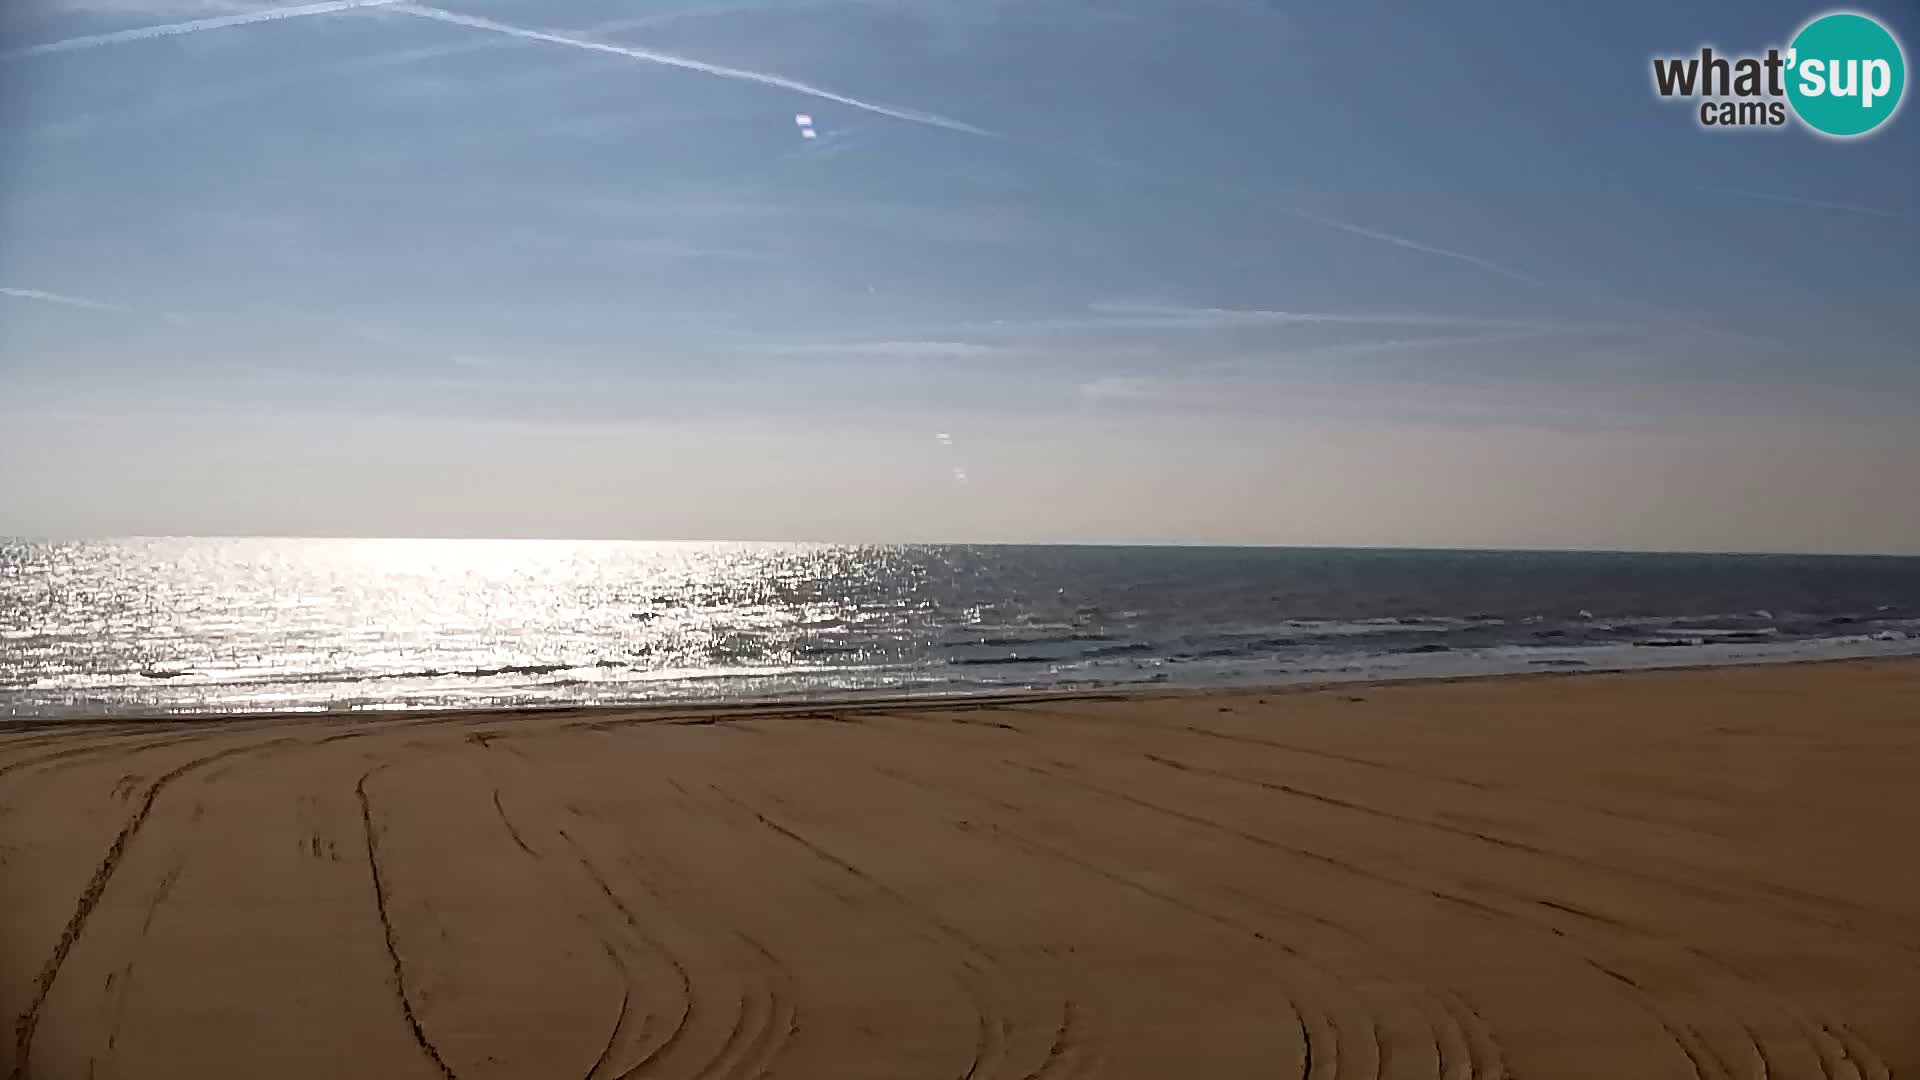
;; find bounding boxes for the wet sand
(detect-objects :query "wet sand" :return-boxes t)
[4,658,1919,1079]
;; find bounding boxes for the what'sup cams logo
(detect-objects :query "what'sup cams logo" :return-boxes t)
[1651,10,1906,137]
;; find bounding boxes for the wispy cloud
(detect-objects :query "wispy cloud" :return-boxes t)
[390,4,995,137]
[1075,372,1665,432]
[1085,302,1592,333]
[1207,327,1587,370]
[1695,186,1914,223]
[1080,325,1605,407]
[940,304,1603,341]
[750,340,1003,359]
[1,0,404,59]
[1026,148,1724,341]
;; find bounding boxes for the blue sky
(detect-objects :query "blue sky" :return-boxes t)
[1,0,1916,550]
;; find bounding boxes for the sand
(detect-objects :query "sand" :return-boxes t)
[3,658,1918,1079]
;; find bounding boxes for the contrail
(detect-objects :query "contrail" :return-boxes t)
[20,3,870,132]
[32,6,717,137]
[1023,146,1563,292]
[1281,211,1745,342]
[1,0,407,60]
[0,286,190,324]
[391,4,995,137]
[0,286,137,313]
[1290,209,1550,287]
[1695,185,1913,222]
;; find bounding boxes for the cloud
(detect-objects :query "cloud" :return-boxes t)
[2,0,404,59]
[391,4,995,138]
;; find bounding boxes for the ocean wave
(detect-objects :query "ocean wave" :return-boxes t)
[242,661,588,684]
[798,643,875,658]
[951,630,1118,648]
[1168,646,1248,662]
[1083,641,1158,659]
[948,654,1054,668]
[407,662,576,679]
[9,541,1920,719]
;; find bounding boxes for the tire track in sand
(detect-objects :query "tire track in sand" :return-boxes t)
[100,860,182,1053]
[0,732,208,784]
[961,818,1331,1079]
[356,766,460,1080]
[706,783,1021,1080]
[854,727,1364,1079]
[701,932,798,1080]
[603,836,803,1080]
[582,943,634,1080]
[1155,722,1917,953]
[1023,753,1885,1079]
[810,716,1352,1078]
[1025,755,1783,1079]
[1009,755,1558,1079]
[555,829,699,1080]
[491,788,539,859]
[852,754,1321,1078]
[9,738,290,1080]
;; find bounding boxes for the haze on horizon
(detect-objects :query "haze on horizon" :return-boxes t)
[1,0,1916,554]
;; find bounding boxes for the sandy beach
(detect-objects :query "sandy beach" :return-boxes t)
[3,659,1918,1079]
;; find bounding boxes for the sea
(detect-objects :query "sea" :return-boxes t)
[3,538,1919,720]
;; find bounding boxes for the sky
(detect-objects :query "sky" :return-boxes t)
[0,0,1916,551]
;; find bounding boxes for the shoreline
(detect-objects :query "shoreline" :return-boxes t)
[6,645,1918,732]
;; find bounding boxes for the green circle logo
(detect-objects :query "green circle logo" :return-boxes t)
[1786,12,1906,137]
